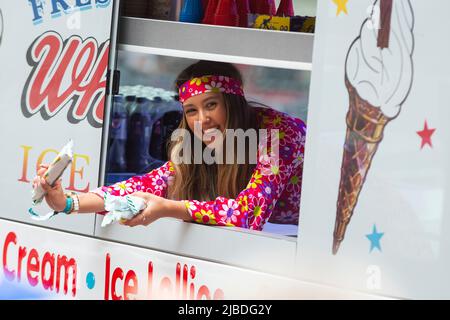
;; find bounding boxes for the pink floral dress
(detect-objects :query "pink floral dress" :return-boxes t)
[91,107,306,231]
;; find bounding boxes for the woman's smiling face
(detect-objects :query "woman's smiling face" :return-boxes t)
[182,92,227,145]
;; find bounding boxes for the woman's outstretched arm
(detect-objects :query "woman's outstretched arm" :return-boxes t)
[88,161,175,215]
[36,161,175,215]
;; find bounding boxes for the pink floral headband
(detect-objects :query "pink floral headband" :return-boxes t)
[178,75,245,103]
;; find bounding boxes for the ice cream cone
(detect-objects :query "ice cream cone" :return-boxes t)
[332,77,390,255]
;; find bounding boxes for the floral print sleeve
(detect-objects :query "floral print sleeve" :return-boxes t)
[185,107,306,231]
[89,161,175,215]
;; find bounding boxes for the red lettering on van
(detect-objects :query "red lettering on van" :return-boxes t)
[23,31,109,127]
[2,231,77,296]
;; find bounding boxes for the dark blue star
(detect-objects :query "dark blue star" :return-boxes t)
[366,224,384,253]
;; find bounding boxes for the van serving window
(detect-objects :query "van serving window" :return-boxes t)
[97,52,310,276]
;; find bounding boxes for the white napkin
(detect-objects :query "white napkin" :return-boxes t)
[101,193,147,227]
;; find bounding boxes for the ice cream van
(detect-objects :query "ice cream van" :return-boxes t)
[0,0,449,300]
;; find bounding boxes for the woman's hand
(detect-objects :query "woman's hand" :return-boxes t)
[33,164,66,212]
[121,192,166,227]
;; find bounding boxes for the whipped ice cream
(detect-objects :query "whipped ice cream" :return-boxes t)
[345,0,414,118]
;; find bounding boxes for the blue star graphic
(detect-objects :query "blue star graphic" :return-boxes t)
[366,224,384,253]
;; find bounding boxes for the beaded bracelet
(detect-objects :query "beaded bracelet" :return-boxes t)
[62,195,73,214]
[71,193,80,214]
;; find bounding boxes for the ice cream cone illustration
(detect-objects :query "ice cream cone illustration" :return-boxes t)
[333,0,415,254]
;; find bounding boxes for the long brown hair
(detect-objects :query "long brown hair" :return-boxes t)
[167,61,258,201]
